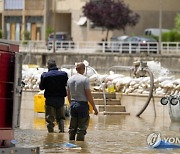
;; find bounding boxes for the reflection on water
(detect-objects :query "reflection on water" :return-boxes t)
[17,90,180,153]
[169,122,180,131]
[15,108,180,154]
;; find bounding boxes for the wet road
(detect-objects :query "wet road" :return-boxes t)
[14,92,180,154]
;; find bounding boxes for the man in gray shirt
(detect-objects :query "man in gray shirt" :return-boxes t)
[67,62,98,141]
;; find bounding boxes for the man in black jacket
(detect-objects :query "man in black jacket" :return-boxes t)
[39,59,68,133]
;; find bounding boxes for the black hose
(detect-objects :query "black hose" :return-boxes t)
[136,68,154,117]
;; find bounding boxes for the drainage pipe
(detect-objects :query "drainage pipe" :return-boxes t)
[88,66,107,113]
[136,67,154,117]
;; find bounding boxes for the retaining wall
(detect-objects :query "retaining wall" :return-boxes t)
[22,51,180,74]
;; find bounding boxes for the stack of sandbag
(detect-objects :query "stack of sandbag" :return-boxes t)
[88,72,180,96]
[21,64,180,96]
[22,65,47,90]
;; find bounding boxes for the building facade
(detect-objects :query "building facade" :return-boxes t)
[0,0,47,41]
[50,0,180,42]
[0,0,180,42]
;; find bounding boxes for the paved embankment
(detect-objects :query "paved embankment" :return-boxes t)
[21,51,180,74]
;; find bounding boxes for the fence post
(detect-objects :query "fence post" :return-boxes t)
[102,42,105,53]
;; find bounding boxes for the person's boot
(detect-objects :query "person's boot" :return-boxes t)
[69,132,76,140]
[76,132,85,141]
[59,120,64,133]
[47,127,54,133]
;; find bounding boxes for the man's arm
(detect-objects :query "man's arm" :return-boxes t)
[39,75,45,90]
[67,86,71,104]
[85,89,98,115]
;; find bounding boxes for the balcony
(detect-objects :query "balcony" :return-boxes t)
[55,0,86,12]
[25,0,45,10]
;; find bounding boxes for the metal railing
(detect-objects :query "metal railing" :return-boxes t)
[161,42,180,55]
[19,40,180,55]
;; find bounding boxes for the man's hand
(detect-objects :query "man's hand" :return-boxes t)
[94,107,98,115]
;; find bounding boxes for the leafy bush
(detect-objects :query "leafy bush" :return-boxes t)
[23,31,30,40]
[46,26,54,40]
[22,40,28,45]
[162,30,180,42]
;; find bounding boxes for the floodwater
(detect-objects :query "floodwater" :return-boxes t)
[14,92,180,154]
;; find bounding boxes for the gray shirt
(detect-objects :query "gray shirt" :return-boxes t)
[67,73,90,102]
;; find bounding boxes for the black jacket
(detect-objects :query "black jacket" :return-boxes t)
[39,67,68,107]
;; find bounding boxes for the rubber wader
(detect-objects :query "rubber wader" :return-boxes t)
[59,120,64,133]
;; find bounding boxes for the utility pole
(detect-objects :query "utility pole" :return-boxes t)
[159,0,162,54]
[53,0,56,53]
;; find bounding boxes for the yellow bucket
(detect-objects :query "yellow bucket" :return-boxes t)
[28,64,39,68]
[34,94,45,113]
[107,85,115,93]
[34,95,93,114]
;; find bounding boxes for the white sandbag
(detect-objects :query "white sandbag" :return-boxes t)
[105,74,124,82]
[173,79,180,85]
[89,74,98,82]
[38,90,44,95]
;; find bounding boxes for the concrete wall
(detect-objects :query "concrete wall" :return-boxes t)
[22,52,180,74]
[56,0,86,11]
[0,1,3,12]
[125,0,180,11]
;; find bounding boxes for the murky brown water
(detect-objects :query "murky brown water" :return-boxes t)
[14,92,180,154]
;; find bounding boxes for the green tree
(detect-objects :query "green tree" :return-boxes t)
[175,13,180,32]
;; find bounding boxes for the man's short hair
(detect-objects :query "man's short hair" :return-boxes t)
[75,62,85,69]
[47,59,57,69]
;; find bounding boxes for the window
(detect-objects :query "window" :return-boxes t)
[4,0,24,10]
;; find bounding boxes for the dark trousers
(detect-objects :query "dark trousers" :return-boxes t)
[45,105,65,132]
[69,101,90,141]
